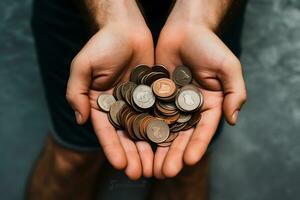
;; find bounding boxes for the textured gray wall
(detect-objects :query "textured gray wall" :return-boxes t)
[0,0,299,200]
[212,1,300,200]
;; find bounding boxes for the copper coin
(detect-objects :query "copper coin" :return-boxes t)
[163,113,180,124]
[146,119,170,143]
[172,65,192,86]
[152,78,177,98]
[155,88,178,102]
[97,93,116,112]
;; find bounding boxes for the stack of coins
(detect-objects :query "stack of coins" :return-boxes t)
[97,64,203,147]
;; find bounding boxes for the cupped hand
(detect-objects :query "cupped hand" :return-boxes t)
[153,19,247,178]
[66,20,155,180]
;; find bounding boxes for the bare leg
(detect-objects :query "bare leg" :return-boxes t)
[148,153,210,200]
[26,135,105,200]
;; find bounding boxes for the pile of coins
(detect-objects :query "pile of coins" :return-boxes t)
[97,65,203,147]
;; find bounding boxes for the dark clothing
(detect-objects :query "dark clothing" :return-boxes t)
[31,0,246,151]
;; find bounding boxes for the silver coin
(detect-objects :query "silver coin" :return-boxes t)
[176,89,202,112]
[176,113,192,123]
[132,85,155,109]
[97,93,116,112]
[173,65,192,86]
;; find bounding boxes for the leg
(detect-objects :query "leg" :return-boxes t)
[26,135,105,200]
[148,153,210,200]
[27,1,106,198]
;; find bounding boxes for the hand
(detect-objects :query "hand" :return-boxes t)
[153,0,247,178]
[66,1,154,180]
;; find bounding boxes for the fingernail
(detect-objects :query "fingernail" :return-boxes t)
[75,110,82,124]
[232,110,239,125]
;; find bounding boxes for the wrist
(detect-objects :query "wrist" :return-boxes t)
[171,0,234,31]
[86,0,146,29]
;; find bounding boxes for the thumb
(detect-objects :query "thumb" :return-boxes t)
[66,55,91,125]
[218,57,247,125]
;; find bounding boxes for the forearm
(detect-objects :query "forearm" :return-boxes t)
[171,0,243,31]
[74,0,144,28]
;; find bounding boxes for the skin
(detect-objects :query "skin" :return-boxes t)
[152,0,247,179]
[66,0,155,180]
[66,0,247,180]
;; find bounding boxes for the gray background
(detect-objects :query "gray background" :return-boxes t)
[0,0,299,199]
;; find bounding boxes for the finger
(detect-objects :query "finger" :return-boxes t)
[184,108,222,165]
[178,30,246,124]
[135,141,154,178]
[218,56,247,125]
[153,146,169,179]
[66,55,91,124]
[162,129,193,178]
[118,131,143,180]
[219,59,247,125]
[91,109,127,170]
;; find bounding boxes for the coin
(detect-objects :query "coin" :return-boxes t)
[130,64,151,84]
[126,113,138,140]
[176,88,202,112]
[152,64,170,78]
[121,82,136,101]
[155,102,178,116]
[125,83,136,106]
[169,122,187,132]
[146,118,169,143]
[109,100,126,128]
[113,83,124,100]
[152,78,177,98]
[97,93,116,112]
[173,65,192,86]
[177,113,192,123]
[140,115,152,140]
[140,70,168,85]
[100,63,204,146]
[164,132,179,143]
[157,142,172,147]
[183,110,202,130]
[133,113,148,140]
[132,85,155,109]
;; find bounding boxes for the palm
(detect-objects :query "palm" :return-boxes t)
[153,25,233,178]
[69,25,155,179]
